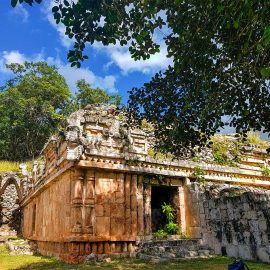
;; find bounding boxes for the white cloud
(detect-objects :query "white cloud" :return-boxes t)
[10,5,29,23]
[110,44,171,74]
[93,38,172,75]
[0,51,44,74]
[41,2,172,74]
[0,51,118,94]
[92,10,172,74]
[3,51,26,65]
[47,56,117,93]
[47,13,73,48]
[0,51,27,83]
[40,1,172,74]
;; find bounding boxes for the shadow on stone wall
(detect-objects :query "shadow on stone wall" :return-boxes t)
[188,183,270,263]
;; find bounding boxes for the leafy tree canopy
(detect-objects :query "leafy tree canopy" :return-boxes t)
[12,0,270,155]
[0,62,71,161]
[75,79,121,108]
[0,61,120,161]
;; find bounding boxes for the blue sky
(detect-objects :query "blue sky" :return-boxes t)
[0,1,269,140]
[0,1,171,104]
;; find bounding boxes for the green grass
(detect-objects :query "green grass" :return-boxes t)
[0,236,21,241]
[0,245,270,270]
[11,240,29,248]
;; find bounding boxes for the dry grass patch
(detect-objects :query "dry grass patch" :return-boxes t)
[0,160,33,173]
[0,161,20,172]
[246,131,269,148]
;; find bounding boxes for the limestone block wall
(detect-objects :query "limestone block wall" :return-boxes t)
[188,182,270,263]
[21,167,150,262]
[184,181,201,238]
[0,184,20,234]
[0,173,22,235]
[22,170,72,241]
[67,169,145,241]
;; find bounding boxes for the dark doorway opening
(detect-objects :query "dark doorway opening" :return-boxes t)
[151,186,178,232]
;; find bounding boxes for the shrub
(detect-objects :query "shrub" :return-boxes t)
[211,135,242,166]
[162,202,174,222]
[213,152,227,165]
[147,148,174,160]
[192,156,200,162]
[192,166,205,183]
[262,167,270,176]
[153,229,167,239]
[162,202,178,235]
[165,222,178,235]
[245,131,269,148]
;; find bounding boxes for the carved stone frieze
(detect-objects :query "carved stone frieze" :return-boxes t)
[62,104,148,161]
[65,126,81,143]
[66,145,84,161]
[80,133,102,150]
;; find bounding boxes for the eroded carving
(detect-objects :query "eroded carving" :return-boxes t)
[62,104,147,160]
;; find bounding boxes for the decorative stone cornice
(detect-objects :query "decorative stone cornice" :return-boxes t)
[22,105,270,201]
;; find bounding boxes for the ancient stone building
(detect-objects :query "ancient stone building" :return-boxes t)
[17,104,270,263]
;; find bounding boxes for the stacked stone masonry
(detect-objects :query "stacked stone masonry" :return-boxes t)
[0,173,25,236]
[2,104,269,263]
[194,183,270,263]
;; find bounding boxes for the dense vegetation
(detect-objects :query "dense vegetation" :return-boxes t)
[0,61,121,161]
[11,0,270,155]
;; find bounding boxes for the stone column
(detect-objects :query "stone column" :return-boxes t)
[143,184,151,236]
[94,172,111,237]
[83,169,95,235]
[183,177,201,238]
[178,183,187,234]
[131,175,138,237]
[137,175,144,237]
[70,169,83,234]
[110,173,125,237]
[125,174,131,236]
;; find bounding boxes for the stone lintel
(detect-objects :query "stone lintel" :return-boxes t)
[76,159,270,188]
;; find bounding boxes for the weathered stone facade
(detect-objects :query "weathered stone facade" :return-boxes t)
[16,104,270,263]
[195,183,270,262]
[0,173,25,236]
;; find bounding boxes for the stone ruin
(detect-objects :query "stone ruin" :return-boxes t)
[1,104,270,263]
[0,169,29,237]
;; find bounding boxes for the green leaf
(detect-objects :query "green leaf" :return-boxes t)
[52,6,59,13]
[263,26,270,46]
[11,0,18,7]
[260,67,270,78]
[120,40,127,46]
[257,44,263,51]
[141,31,148,38]
[233,20,239,29]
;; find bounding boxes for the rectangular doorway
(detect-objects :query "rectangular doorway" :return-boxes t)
[151,186,178,232]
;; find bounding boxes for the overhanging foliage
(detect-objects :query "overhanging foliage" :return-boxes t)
[11,0,270,154]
